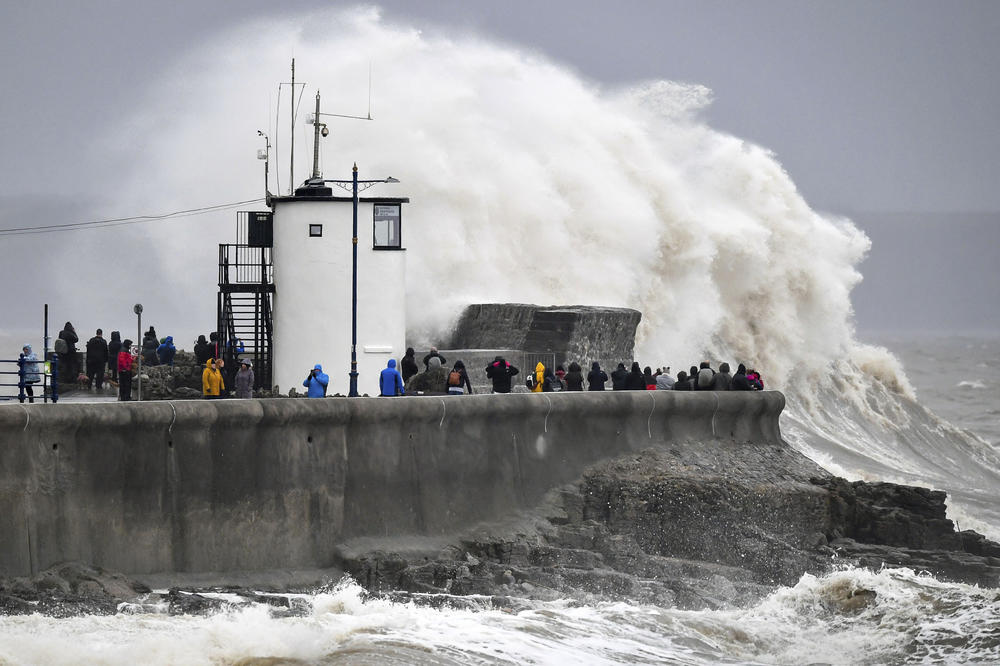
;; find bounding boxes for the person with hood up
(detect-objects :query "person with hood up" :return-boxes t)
[202,358,225,398]
[731,363,754,391]
[400,347,419,383]
[746,368,764,391]
[57,322,79,379]
[107,331,122,382]
[445,360,473,395]
[542,366,564,392]
[379,359,405,396]
[625,362,646,390]
[610,363,628,390]
[19,344,41,403]
[157,336,177,367]
[485,356,519,393]
[234,360,255,399]
[711,363,733,391]
[655,367,675,390]
[527,361,545,392]
[117,340,136,401]
[141,329,159,366]
[587,362,608,390]
[303,363,329,397]
[564,362,585,391]
[85,329,109,390]
[194,335,213,365]
[643,366,656,390]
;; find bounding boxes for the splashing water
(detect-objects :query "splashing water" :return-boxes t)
[75,7,1000,538]
[0,570,997,665]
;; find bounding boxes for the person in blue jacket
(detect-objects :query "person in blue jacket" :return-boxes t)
[156,336,177,367]
[379,358,405,396]
[303,363,329,397]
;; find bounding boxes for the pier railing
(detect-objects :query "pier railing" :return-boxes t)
[0,354,58,403]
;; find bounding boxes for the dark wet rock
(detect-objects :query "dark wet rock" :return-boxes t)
[165,588,228,615]
[334,445,1000,609]
[0,562,150,616]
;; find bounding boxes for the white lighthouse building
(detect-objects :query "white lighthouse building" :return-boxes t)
[217,83,407,397]
[268,173,408,396]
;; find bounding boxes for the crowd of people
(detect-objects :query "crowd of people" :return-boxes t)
[22,323,765,401]
[30,322,254,402]
[376,350,764,396]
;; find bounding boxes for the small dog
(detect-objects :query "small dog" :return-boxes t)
[77,373,91,390]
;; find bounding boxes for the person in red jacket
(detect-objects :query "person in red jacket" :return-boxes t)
[117,340,136,401]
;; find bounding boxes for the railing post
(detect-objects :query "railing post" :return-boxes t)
[17,354,26,403]
[51,354,59,403]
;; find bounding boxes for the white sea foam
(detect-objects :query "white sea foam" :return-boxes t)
[1,571,997,665]
[957,379,988,390]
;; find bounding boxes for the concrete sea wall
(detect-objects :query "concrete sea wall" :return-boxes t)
[0,392,784,577]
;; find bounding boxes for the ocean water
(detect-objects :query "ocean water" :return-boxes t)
[3,7,1000,663]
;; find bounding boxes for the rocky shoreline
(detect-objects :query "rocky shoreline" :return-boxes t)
[4,439,997,618]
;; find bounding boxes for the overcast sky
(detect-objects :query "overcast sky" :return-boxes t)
[1,0,997,333]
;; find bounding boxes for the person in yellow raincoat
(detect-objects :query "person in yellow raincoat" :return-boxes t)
[202,358,225,398]
[530,361,545,393]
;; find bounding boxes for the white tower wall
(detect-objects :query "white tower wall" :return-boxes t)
[271,197,406,396]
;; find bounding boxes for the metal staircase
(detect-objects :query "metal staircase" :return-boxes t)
[217,211,274,389]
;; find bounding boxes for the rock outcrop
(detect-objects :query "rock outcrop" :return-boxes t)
[337,447,1000,609]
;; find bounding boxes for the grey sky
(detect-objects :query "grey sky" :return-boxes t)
[1,0,997,333]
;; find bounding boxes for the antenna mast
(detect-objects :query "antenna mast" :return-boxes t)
[290,59,295,193]
[312,91,323,179]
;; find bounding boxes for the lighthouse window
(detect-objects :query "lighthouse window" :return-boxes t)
[309,224,323,237]
[373,204,401,249]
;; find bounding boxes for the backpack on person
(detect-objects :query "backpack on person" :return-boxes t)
[54,338,68,354]
[448,369,462,387]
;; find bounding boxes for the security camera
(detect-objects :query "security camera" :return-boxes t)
[321,126,329,137]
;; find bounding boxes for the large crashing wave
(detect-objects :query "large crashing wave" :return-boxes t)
[91,8,1000,537]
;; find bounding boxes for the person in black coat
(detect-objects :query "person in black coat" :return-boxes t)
[400,347,419,383]
[423,347,447,371]
[587,362,608,390]
[542,367,564,392]
[58,322,79,379]
[445,360,474,395]
[731,363,754,391]
[485,356,519,393]
[194,335,213,364]
[625,362,646,390]
[107,331,122,382]
[85,329,109,389]
[673,370,694,390]
[610,363,629,390]
[141,331,159,366]
[564,361,585,391]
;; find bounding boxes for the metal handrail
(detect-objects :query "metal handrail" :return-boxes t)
[0,354,58,403]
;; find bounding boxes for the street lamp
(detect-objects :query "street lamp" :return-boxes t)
[323,166,399,396]
[133,303,143,401]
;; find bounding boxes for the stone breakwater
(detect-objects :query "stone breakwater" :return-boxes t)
[0,391,997,615]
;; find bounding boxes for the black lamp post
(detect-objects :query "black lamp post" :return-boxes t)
[324,166,399,396]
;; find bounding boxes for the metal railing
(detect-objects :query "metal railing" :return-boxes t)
[0,354,58,403]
